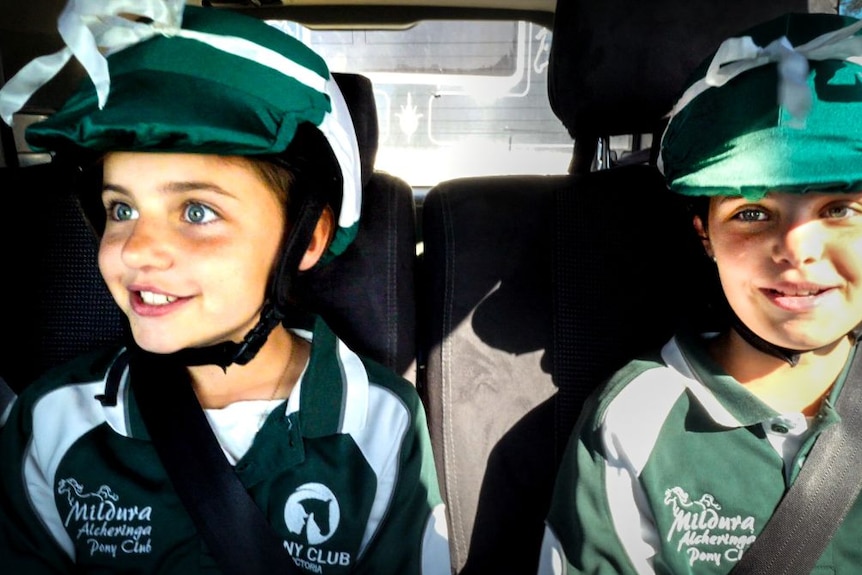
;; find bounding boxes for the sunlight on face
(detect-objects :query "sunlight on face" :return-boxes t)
[703,191,862,351]
[98,152,286,354]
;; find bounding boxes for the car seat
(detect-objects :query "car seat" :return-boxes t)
[0,162,123,391]
[0,71,419,391]
[421,174,564,574]
[297,72,419,382]
[419,0,827,572]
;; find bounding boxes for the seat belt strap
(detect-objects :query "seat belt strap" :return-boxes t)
[128,350,301,575]
[732,346,862,574]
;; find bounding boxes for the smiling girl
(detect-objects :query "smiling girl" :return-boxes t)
[538,12,862,575]
[98,152,306,407]
[0,2,449,574]
[694,191,862,416]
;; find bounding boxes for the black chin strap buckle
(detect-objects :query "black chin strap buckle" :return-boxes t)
[168,304,286,370]
[230,305,286,366]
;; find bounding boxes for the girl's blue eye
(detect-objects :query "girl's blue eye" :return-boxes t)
[184,203,217,224]
[109,202,138,222]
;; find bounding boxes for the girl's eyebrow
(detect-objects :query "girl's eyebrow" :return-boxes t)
[102,183,128,195]
[102,181,235,197]
[715,195,743,207]
[161,181,235,196]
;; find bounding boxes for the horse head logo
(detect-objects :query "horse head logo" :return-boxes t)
[284,483,341,545]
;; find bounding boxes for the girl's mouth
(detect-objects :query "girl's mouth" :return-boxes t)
[130,289,187,317]
[762,286,835,312]
[764,287,827,298]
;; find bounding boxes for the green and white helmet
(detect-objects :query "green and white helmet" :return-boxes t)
[659,12,862,199]
[0,0,362,367]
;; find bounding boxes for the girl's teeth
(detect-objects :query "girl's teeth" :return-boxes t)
[771,289,820,297]
[140,291,177,305]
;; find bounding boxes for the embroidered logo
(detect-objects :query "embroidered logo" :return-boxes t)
[663,486,757,568]
[284,483,341,544]
[283,483,351,573]
[58,477,153,558]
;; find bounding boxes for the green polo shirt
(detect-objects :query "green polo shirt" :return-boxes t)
[0,317,449,574]
[539,331,862,574]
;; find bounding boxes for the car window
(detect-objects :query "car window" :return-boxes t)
[269,19,573,186]
[6,17,651,181]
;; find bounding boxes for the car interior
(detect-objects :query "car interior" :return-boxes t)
[0,0,849,572]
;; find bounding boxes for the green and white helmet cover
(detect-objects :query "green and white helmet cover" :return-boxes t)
[0,0,361,259]
[659,12,862,199]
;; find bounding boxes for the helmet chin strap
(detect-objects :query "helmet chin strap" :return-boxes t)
[726,306,804,367]
[166,302,286,370]
[711,290,806,366]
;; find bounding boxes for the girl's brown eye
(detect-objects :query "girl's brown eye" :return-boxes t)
[734,208,767,222]
[824,205,851,219]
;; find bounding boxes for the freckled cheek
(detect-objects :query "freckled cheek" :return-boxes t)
[717,269,753,311]
[96,239,129,306]
[828,236,862,283]
[713,232,766,268]
[97,237,122,280]
[714,235,751,263]
[713,243,765,306]
[840,256,862,325]
[203,246,273,302]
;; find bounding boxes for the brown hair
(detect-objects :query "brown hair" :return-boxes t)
[223,156,294,212]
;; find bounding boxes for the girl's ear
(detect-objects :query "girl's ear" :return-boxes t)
[298,206,335,271]
[692,214,714,260]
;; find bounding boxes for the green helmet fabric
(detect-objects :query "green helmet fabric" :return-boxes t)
[659,13,862,199]
[0,0,361,257]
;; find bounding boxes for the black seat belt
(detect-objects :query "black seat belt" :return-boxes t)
[126,349,302,575]
[732,346,862,575]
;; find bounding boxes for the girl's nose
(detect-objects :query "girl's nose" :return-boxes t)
[772,220,826,268]
[120,219,173,270]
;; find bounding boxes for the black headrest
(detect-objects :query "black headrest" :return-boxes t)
[332,72,379,188]
[549,0,835,140]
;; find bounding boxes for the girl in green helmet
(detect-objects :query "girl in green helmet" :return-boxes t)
[0,2,450,574]
[539,12,862,575]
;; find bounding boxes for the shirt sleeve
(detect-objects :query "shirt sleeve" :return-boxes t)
[0,392,76,574]
[537,387,659,575]
[351,386,451,575]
